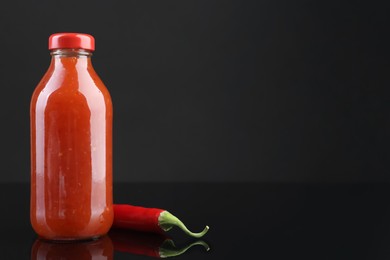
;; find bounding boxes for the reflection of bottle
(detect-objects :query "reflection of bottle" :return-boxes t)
[109,229,210,258]
[31,236,113,260]
[30,33,113,240]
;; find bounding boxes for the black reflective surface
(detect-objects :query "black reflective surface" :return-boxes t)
[2,183,390,259]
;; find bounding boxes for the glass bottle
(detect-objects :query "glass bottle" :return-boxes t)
[30,33,113,240]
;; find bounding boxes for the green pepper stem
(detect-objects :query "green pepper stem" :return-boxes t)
[158,211,209,238]
[159,240,210,258]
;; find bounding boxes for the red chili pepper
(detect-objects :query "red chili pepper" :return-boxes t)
[109,229,210,258]
[112,204,209,238]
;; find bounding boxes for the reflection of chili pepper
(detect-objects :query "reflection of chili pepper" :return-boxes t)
[109,229,210,258]
[113,204,209,238]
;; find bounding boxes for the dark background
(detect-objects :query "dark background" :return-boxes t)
[0,0,388,182]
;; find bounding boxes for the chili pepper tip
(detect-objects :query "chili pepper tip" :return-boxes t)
[158,211,210,238]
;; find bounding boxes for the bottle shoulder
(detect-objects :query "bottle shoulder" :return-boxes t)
[31,67,112,110]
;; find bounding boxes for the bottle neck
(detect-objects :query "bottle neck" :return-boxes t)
[50,49,93,69]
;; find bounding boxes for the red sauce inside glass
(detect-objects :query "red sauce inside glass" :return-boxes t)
[30,33,113,240]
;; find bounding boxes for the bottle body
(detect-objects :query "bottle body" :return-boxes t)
[30,49,113,240]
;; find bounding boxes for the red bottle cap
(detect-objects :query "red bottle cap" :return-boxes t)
[49,33,95,51]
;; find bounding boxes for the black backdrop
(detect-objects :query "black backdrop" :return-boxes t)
[0,0,387,182]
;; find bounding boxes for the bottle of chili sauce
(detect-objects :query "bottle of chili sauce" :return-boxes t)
[30,33,113,240]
